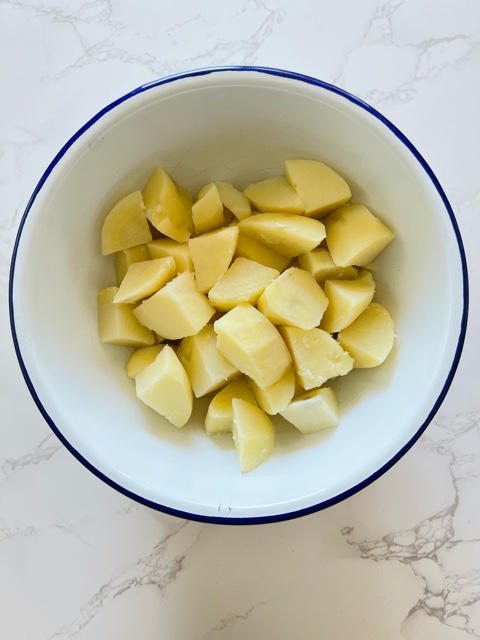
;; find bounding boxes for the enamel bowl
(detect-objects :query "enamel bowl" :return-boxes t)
[10,67,468,524]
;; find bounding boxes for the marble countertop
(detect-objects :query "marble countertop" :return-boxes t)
[1,1,479,638]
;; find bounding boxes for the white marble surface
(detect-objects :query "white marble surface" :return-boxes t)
[1,1,479,638]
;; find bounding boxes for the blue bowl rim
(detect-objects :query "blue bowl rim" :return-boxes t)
[9,65,469,525]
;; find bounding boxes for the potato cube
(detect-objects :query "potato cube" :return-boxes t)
[337,303,395,368]
[249,368,295,415]
[114,244,150,285]
[97,287,155,347]
[244,176,305,214]
[205,376,257,435]
[235,232,291,272]
[208,257,279,311]
[135,345,193,427]
[232,399,275,473]
[214,303,292,389]
[280,325,353,389]
[192,183,225,235]
[284,159,351,217]
[177,184,194,208]
[132,271,214,340]
[297,248,358,283]
[320,269,376,333]
[238,213,326,258]
[142,167,193,243]
[215,181,251,220]
[325,203,395,267]
[189,226,239,293]
[280,387,339,434]
[147,239,193,273]
[101,191,152,256]
[126,344,165,379]
[113,257,176,304]
[257,266,329,330]
[177,325,239,397]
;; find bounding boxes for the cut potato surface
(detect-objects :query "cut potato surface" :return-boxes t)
[135,345,193,428]
[249,368,295,415]
[280,387,339,434]
[147,238,193,273]
[189,226,239,293]
[114,244,150,286]
[232,399,275,473]
[244,176,305,214]
[297,248,358,283]
[215,181,251,220]
[192,182,225,235]
[235,231,291,272]
[126,344,165,379]
[320,269,375,334]
[285,159,351,217]
[205,376,257,435]
[97,287,155,348]
[338,303,395,368]
[101,191,152,256]
[238,213,326,258]
[113,257,176,304]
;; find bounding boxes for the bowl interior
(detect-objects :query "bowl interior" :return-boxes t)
[11,70,465,521]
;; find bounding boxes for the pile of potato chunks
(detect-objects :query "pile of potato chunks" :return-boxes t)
[98,159,395,473]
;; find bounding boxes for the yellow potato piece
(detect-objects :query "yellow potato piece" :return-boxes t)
[192,183,225,235]
[238,213,326,258]
[249,368,295,415]
[97,287,155,348]
[280,325,353,390]
[189,226,239,293]
[208,257,279,311]
[142,167,193,243]
[177,184,194,208]
[147,238,193,273]
[320,269,376,333]
[215,181,251,220]
[114,244,150,286]
[280,387,339,434]
[325,203,395,267]
[132,271,214,340]
[204,376,257,435]
[235,231,291,272]
[338,303,395,368]
[126,344,165,379]
[297,248,358,283]
[177,324,239,398]
[113,257,176,304]
[244,176,305,214]
[101,191,152,256]
[135,345,193,428]
[285,159,351,217]
[257,266,329,330]
[232,398,275,473]
[214,303,292,390]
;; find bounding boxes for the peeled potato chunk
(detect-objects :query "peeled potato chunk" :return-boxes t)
[114,244,150,286]
[214,303,292,389]
[280,325,353,390]
[325,203,395,267]
[238,213,326,258]
[192,182,225,235]
[133,271,214,340]
[126,344,165,379]
[113,257,176,304]
[235,231,291,272]
[232,398,275,473]
[189,226,239,293]
[177,324,239,398]
[285,159,351,217]
[297,248,358,283]
[97,287,155,347]
[338,303,395,368]
[244,176,305,214]
[249,368,295,415]
[257,266,329,330]
[208,257,279,311]
[135,345,193,427]
[320,269,375,333]
[215,181,251,220]
[177,184,194,208]
[205,376,257,435]
[101,191,152,256]
[142,167,193,243]
[280,387,339,434]
[147,238,193,273]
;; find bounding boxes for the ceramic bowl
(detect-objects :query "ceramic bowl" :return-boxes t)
[9,67,468,524]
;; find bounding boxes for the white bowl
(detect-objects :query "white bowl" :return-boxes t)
[10,67,468,524]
